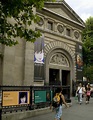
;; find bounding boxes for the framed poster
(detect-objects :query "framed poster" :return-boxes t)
[2,91,30,106]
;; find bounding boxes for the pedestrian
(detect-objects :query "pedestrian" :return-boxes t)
[76,83,85,104]
[85,83,91,104]
[50,86,69,120]
[85,79,90,91]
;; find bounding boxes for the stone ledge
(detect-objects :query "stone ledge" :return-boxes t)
[2,107,50,120]
[2,103,72,120]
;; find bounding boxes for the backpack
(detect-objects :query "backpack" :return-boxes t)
[52,93,61,108]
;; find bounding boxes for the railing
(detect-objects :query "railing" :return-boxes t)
[0,85,71,118]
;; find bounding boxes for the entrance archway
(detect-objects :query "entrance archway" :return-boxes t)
[48,51,71,86]
[44,41,76,94]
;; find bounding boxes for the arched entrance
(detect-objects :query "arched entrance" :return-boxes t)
[44,41,76,94]
[48,52,71,86]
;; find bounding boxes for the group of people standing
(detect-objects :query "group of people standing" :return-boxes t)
[76,83,91,104]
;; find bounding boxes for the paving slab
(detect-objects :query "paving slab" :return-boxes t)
[23,97,93,120]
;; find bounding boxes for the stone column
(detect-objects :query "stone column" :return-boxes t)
[44,17,48,30]
[23,7,36,86]
[24,42,34,86]
[59,69,62,85]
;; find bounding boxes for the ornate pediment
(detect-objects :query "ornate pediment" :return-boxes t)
[44,1,85,26]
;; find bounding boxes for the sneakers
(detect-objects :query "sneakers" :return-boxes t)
[86,101,88,104]
[86,101,89,104]
[79,102,82,105]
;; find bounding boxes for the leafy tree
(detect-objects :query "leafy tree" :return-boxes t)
[82,17,93,81]
[82,17,93,66]
[83,65,93,82]
[83,36,93,66]
[0,0,55,46]
[82,17,93,39]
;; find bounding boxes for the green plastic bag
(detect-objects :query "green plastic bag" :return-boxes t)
[75,95,78,100]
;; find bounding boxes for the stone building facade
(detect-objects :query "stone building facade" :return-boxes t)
[0,1,85,93]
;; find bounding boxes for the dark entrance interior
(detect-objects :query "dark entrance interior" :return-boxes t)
[62,70,70,86]
[62,70,70,98]
[49,68,60,85]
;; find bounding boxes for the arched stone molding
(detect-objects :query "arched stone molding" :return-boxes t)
[44,41,76,94]
[44,41,75,60]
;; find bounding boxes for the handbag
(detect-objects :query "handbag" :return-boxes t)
[75,95,78,100]
[86,91,91,96]
[77,90,79,94]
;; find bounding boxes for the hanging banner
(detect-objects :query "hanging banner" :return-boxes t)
[76,52,83,70]
[2,91,30,106]
[76,43,83,82]
[34,36,44,81]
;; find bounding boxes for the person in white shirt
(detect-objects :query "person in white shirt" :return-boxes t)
[76,83,84,104]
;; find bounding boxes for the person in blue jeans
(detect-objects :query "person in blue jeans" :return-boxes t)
[50,87,69,120]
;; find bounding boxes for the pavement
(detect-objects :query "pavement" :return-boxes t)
[23,97,93,120]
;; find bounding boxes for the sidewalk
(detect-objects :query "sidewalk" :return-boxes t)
[23,97,93,120]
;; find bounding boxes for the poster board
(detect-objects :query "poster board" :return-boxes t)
[2,91,30,106]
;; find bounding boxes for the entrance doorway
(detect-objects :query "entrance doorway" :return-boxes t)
[62,70,70,85]
[49,69,70,86]
[49,68,60,85]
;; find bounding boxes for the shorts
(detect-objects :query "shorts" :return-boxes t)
[55,105,62,120]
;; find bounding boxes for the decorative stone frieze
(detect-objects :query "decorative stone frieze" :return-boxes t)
[57,24,64,33]
[74,31,79,39]
[50,53,69,67]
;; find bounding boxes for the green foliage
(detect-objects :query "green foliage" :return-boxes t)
[83,36,93,66]
[82,17,93,65]
[82,17,93,40]
[83,65,93,81]
[0,0,55,46]
[82,17,93,81]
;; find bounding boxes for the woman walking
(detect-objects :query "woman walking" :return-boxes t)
[85,83,91,104]
[50,87,69,120]
[76,83,84,104]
